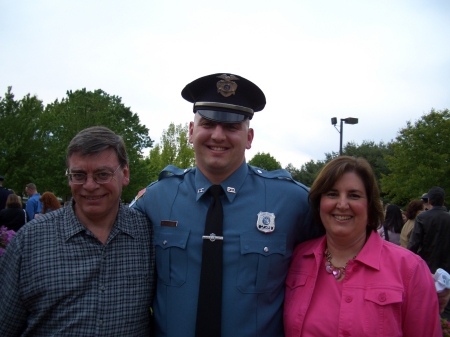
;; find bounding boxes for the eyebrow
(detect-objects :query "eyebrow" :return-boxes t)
[69,166,115,172]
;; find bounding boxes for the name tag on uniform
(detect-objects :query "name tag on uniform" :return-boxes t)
[161,220,178,227]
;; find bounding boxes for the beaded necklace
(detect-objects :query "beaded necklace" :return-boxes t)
[324,248,356,281]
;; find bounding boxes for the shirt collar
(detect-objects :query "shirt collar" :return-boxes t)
[194,161,249,203]
[301,230,383,271]
[62,200,137,242]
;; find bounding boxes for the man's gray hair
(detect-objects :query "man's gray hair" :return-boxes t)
[66,126,128,168]
[25,183,37,191]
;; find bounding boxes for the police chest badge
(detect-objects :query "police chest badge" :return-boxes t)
[256,212,275,234]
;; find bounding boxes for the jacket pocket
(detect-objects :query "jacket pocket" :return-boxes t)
[154,226,190,286]
[364,287,403,337]
[237,231,287,293]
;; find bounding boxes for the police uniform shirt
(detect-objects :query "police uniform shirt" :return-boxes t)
[132,162,319,337]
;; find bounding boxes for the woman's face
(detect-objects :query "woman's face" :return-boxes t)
[320,172,369,241]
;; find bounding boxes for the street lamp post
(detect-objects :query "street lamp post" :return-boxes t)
[331,117,359,155]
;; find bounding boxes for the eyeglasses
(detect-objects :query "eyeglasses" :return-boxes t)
[66,165,122,185]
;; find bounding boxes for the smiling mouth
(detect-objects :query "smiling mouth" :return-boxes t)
[209,146,227,151]
[84,196,103,200]
[334,215,352,221]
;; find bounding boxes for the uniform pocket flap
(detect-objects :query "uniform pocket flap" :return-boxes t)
[364,288,403,306]
[154,226,190,250]
[240,232,286,256]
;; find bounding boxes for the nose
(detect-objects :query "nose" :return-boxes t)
[211,124,226,141]
[336,195,349,209]
[83,175,100,190]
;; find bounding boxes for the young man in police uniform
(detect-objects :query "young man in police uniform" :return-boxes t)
[132,73,320,337]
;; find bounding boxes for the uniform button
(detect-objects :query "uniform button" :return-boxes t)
[264,247,269,253]
[342,331,350,336]
[163,240,167,245]
[100,286,106,292]
[345,296,352,303]
[244,245,249,250]
[378,293,386,302]
[98,319,103,326]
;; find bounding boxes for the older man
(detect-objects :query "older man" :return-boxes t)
[0,126,154,336]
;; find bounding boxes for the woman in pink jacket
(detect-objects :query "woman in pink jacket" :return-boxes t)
[284,156,441,337]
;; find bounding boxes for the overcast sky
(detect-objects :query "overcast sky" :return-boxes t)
[1,0,449,169]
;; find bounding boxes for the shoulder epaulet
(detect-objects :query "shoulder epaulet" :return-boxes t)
[158,165,192,181]
[249,165,310,192]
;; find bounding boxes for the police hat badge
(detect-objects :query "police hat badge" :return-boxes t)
[256,212,275,234]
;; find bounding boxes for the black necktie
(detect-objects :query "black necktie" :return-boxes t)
[195,185,224,337]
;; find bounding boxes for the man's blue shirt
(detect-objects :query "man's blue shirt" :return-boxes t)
[25,193,42,220]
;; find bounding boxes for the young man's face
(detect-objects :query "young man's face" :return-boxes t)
[189,114,254,181]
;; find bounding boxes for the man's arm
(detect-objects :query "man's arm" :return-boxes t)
[407,217,423,253]
[25,197,35,220]
[0,234,28,335]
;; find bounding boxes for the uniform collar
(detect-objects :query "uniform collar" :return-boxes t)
[194,161,249,203]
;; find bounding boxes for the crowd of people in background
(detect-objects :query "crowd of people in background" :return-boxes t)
[0,177,65,232]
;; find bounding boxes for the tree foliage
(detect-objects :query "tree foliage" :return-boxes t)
[0,87,45,194]
[248,152,282,171]
[381,109,450,205]
[285,141,392,191]
[146,122,195,182]
[0,87,153,202]
[286,160,326,187]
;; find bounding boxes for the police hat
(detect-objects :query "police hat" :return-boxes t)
[181,73,266,123]
[0,175,4,181]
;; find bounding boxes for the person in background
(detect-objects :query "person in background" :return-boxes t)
[0,194,28,231]
[284,156,441,337]
[409,186,450,320]
[382,204,404,245]
[399,199,424,248]
[131,73,320,337]
[401,210,407,223]
[0,126,155,336]
[421,192,431,211]
[24,183,42,220]
[37,192,61,216]
[0,175,13,211]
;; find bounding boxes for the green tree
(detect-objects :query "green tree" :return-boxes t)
[146,122,195,182]
[37,88,153,202]
[342,140,392,180]
[381,109,450,205]
[248,152,282,171]
[286,160,326,187]
[0,87,45,196]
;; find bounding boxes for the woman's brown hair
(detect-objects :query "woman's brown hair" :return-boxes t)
[308,156,384,234]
